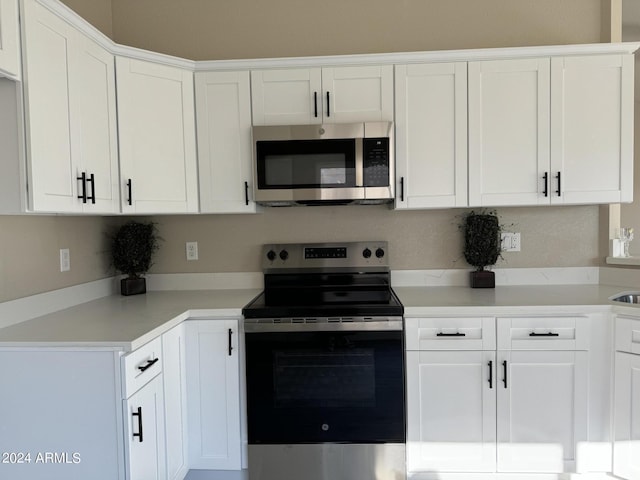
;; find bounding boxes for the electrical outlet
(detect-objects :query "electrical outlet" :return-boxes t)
[186,242,198,261]
[60,248,70,272]
[501,233,521,252]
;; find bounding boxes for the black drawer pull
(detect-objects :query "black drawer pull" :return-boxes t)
[137,358,159,372]
[132,406,143,442]
[400,177,405,202]
[228,328,233,356]
[326,91,330,117]
[126,178,132,206]
[529,332,559,337]
[436,332,466,337]
[542,172,548,197]
[314,91,318,118]
[555,171,561,196]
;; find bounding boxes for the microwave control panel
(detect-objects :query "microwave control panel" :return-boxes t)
[362,137,390,187]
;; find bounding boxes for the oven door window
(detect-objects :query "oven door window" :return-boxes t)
[246,331,405,444]
[256,139,356,189]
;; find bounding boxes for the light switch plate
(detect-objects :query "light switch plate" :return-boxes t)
[501,232,521,252]
[60,248,70,272]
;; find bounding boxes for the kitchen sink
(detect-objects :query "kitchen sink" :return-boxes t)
[610,292,640,304]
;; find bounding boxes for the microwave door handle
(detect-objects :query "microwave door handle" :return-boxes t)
[355,139,363,187]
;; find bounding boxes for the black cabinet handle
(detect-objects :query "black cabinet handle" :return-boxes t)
[543,172,548,197]
[502,360,508,388]
[244,181,249,206]
[132,406,143,442]
[137,358,159,372]
[228,328,233,356]
[77,172,87,203]
[314,92,318,118]
[488,360,493,389]
[400,177,404,202]
[87,173,96,204]
[529,331,560,337]
[326,91,330,117]
[555,171,561,196]
[436,332,466,337]
[126,179,132,206]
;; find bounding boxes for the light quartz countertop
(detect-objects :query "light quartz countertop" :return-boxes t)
[0,284,637,351]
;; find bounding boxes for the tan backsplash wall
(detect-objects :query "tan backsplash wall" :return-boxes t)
[0,0,607,302]
[149,206,600,274]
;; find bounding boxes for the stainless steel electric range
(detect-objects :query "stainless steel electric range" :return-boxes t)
[242,241,405,480]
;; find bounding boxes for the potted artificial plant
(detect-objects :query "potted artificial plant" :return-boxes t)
[111,221,160,296]
[461,210,502,288]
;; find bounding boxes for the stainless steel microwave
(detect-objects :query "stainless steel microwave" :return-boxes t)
[252,122,394,206]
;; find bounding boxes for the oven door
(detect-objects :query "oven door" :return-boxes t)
[245,324,405,444]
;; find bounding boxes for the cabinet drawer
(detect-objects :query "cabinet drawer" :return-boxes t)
[497,317,588,350]
[405,317,496,350]
[615,315,640,354]
[122,337,162,398]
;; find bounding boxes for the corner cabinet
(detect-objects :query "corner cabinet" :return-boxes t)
[250,65,393,125]
[21,0,120,213]
[116,57,198,214]
[394,62,468,209]
[468,54,634,207]
[195,70,256,213]
[185,319,242,470]
[0,0,20,79]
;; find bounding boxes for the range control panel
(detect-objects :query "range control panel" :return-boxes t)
[263,241,389,271]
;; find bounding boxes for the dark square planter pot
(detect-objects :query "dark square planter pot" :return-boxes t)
[470,270,495,288]
[121,277,146,296]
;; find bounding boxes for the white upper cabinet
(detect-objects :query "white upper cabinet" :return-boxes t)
[0,0,20,79]
[469,53,634,208]
[251,65,393,125]
[395,62,468,209]
[195,70,256,213]
[550,54,634,205]
[21,0,119,213]
[468,58,551,207]
[117,57,198,214]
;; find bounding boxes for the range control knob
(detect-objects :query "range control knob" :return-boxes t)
[279,249,289,261]
[375,248,385,259]
[266,250,277,261]
[362,248,372,259]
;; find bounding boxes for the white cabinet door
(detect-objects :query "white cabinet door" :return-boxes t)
[185,319,242,470]
[21,0,78,212]
[614,351,640,480]
[116,57,198,214]
[321,65,393,124]
[22,0,119,213]
[251,68,322,125]
[406,350,496,473]
[0,0,20,79]
[251,65,393,125]
[71,33,119,213]
[124,374,167,480]
[395,62,467,209]
[550,54,634,205]
[196,70,256,213]
[496,350,588,473]
[468,58,551,207]
[162,324,188,480]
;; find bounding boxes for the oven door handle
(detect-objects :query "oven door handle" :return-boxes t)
[244,318,403,333]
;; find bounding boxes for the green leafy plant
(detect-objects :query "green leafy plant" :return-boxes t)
[110,221,160,278]
[461,210,502,271]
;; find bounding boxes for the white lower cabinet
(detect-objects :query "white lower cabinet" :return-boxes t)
[185,319,242,470]
[124,375,166,480]
[406,350,496,473]
[496,350,588,473]
[406,315,590,477]
[162,324,188,480]
[614,315,640,480]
